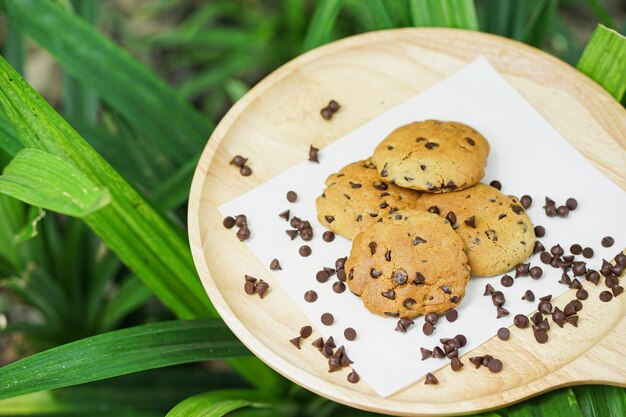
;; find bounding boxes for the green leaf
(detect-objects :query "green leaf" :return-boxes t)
[0,319,250,401]
[13,206,45,245]
[577,25,626,102]
[409,0,478,29]
[0,112,22,156]
[364,0,395,30]
[302,0,344,51]
[1,0,212,164]
[0,149,111,217]
[573,385,626,417]
[520,0,557,48]
[508,387,583,417]
[98,274,153,331]
[150,154,200,211]
[166,389,276,417]
[0,49,283,396]
[582,0,615,29]
[3,17,24,75]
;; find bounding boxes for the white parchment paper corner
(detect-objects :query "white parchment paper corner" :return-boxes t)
[219,58,626,397]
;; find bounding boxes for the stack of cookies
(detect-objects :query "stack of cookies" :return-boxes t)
[316,120,536,319]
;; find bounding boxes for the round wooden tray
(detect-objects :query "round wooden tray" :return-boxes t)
[188,28,626,416]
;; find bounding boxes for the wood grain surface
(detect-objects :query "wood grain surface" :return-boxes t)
[188,28,626,416]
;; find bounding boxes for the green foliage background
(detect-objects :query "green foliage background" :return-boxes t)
[0,0,624,416]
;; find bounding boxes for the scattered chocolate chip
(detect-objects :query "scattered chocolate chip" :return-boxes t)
[582,247,594,258]
[601,236,614,247]
[236,225,251,241]
[223,216,236,229]
[469,356,483,368]
[586,270,600,285]
[540,251,552,264]
[550,244,564,256]
[300,325,312,338]
[538,300,553,314]
[529,266,543,279]
[250,280,267,299]
[344,327,357,341]
[299,245,311,257]
[464,216,476,228]
[270,259,281,270]
[570,244,582,255]
[285,229,298,240]
[572,261,587,276]
[533,241,545,254]
[240,165,252,176]
[425,312,439,325]
[450,357,463,371]
[347,370,359,383]
[545,205,557,217]
[420,347,433,360]
[600,291,613,302]
[311,337,324,351]
[308,145,319,162]
[515,263,530,277]
[613,286,624,296]
[488,359,503,373]
[336,269,346,282]
[316,270,329,283]
[290,336,301,349]
[395,318,414,333]
[521,195,532,209]
[484,284,495,296]
[321,313,334,325]
[230,155,247,167]
[492,291,505,307]
[557,205,569,217]
[325,336,336,349]
[497,327,510,340]
[244,281,255,295]
[304,290,317,303]
[332,281,346,293]
[522,290,535,302]
[424,373,438,385]
[422,322,434,336]
[489,180,502,190]
[497,307,509,318]
[501,275,514,287]
[446,309,459,322]
[278,210,290,221]
[534,330,548,344]
[615,253,626,267]
[514,314,529,328]
[286,191,298,202]
[534,225,545,237]
[566,198,578,210]
[321,231,335,242]
[445,211,457,225]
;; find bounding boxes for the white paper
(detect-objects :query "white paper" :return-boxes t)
[219,58,626,397]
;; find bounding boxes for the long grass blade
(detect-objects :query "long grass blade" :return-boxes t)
[98,274,153,331]
[3,18,24,75]
[508,387,583,417]
[302,0,344,51]
[0,320,250,401]
[582,0,615,29]
[0,112,22,156]
[409,0,477,29]
[364,0,395,30]
[166,389,278,417]
[520,0,557,48]
[1,0,212,164]
[577,24,626,102]
[573,385,626,417]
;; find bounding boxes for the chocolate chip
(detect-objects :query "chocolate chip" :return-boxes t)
[433,347,445,358]
[613,286,624,296]
[255,280,269,298]
[223,216,236,229]
[278,210,290,221]
[446,309,459,322]
[469,356,483,368]
[538,301,553,314]
[325,336,336,349]
[230,155,247,167]
[309,145,319,162]
[322,231,335,242]
[424,373,438,385]
[533,240,545,254]
[349,181,362,189]
[370,268,382,278]
[454,334,467,347]
[532,312,543,325]
[327,100,340,112]
[574,288,588,300]
[244,281,255,295]
[464,216,476,228]
[285,229,298,240]
[270,259,281,270]
[484,283,495,296]
[534,225,545,237]
[501,275,514,287]
[316,270,330,283]
[515,263,530,277]
[586,270,600,285]
[569,244,582,255]
[346,370,359,384]
[445,211,457,225]
[615,253,626,267]
[420,347,433,360]
[412,236,427,245]
[335,257,347,270]
[395,318,414,332]
[393,270,408,285]
[497,307,509,318]
[311,337,324,351]
[601,236,614,247]
[490,180,502,190]
[240,165,252,176]
[514,314,529,328]
[600,291,613,302]
[492,291,505,307]
[234,214,247,227]
[521,195,532,209]
[332,281,346,293]
[566,198,578,210]
[451,357,463,371]
[236,225,251,241]
[425,312,439,325]
[572,261,587,276]
[427,206,440,215]
[384,250,392,262]
[552,307,565,327]
[344,327,357,341]
[425,142,439,150]
[321,313,334,325]
[289,336,301,349]
[336,269,346,282]
[540,251,552,264]
[529,266,543,279]
[522,290,535,302]
[534,330,548,344]
[286,191,298,202]
[582,247,594,258]
[497,327,510,340]
[299,325,312,339]
[304,290,317,303]
[382,289,396,300]
[299,245,311,257]
[565,315,579,326]
[422,322,434,335]
[488,359,503,373]
[414,272,426,285]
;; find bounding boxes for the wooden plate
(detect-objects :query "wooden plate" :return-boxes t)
[188,28,626,416]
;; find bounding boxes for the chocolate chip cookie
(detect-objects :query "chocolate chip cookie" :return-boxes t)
[414,183,536,276]
[371,120,490,192]
[344,210,470,318]
[316,159,421,239]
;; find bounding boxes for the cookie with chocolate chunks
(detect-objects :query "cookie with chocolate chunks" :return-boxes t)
[372,120,490,193]
[344,210,470,318]
[414,183,535,276]
[316,159,420,239]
